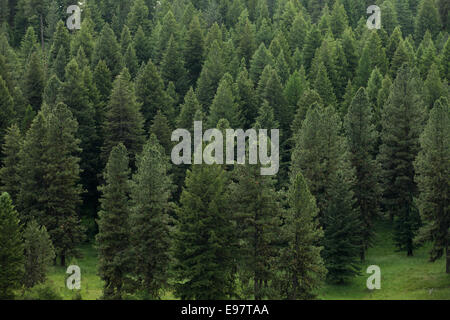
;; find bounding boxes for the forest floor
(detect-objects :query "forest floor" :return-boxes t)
[46,220,450,300]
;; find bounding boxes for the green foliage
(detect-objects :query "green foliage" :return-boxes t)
[184,15,204,86]
[344,88,381,260]
[173,163,235,300]
[379,66,426,256]
[414,97,450,273]
[23,220,55,288]
[0,75,14,136]
[275,172,326,299]
[0,125,22,202]
[0,192,24,299]
[102,68,145,164]
[23,51,44,112]
[177,87,202,133]
[21,281,62,300]
[96,143,131,300]
[322,170,362,283]
[196,40,226,109]
[229,160,281,299]
[415,0,441,42]
[129,135,172,298]
[93,23,123,77]
[208,73,238,128]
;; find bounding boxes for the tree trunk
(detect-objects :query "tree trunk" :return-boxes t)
[360,247,365,262]
[446,244,449,274]
[60,253,66,267]
[40,14,44,51]
[254,278,259,300]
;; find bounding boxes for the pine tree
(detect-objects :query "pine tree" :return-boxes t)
[208,73,238,128]
[16,112,46,225]
[235,62,258,129]
[341,27,358,79]
[40,102,84,266]
[366,68,383,107]
[395,0,414,36]
[177,87,202,133]
[22,220,55,288]
[313,62,336,107]
[441,38,450,81]
[149,111,172,156]
[418,36,438,79]
[161,35,188,98]
[329,0,348,38]
[229,160,281,299]
[344,88,381,260]
[196,40,226,110]
[379,0,399,36]
[0,192,24,299]
[94,60,113,103]
[48,21,70,68]
[258,66,290,133]
[356,32,388,87]
[134,26,150,65]
[302,25,321,73]
[23,51,44,112]
[0,75,14,137]
[157,10,180,62]
[20,26,38,61]
[173,163,235,300]
[123,44,139,79]
[97,143,131,300]
[414,97,450,273]
[58,59,98,200]
[275,172,326,299]
[322,170,361,283]
[249,43,274,84]
[127,0,149,34]
[120,26,132,56]
[70,17,95,62]
[93,23,123,77]
[378,66,425,256]
[288,13,307,53]
[0,125,22,203]
[43,75,62,106]
[386,27,403,63]
[390,40,412,78]
[423,63,446,110]
[129,135,172,298]
[135,59,168,128]
[102,68,145,165]
[184,15,204,86]
[415,0,441,42]
[235,11,257,64]
[291,104,350,222]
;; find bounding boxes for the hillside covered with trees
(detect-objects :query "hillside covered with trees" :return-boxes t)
[0,0,448,300]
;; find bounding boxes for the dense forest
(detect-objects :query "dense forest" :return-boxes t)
[0,0,448,300]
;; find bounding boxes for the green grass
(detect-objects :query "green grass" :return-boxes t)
[47,244,103,300]
[320,220,450,300]
[46,220,450,300]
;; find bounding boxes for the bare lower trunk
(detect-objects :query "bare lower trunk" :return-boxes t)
[446,245,449,274]
[60,253,66,267]
[40,14,44,51]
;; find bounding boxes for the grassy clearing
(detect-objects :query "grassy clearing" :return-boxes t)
[320,220,450,300]
[46,220,449,300]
